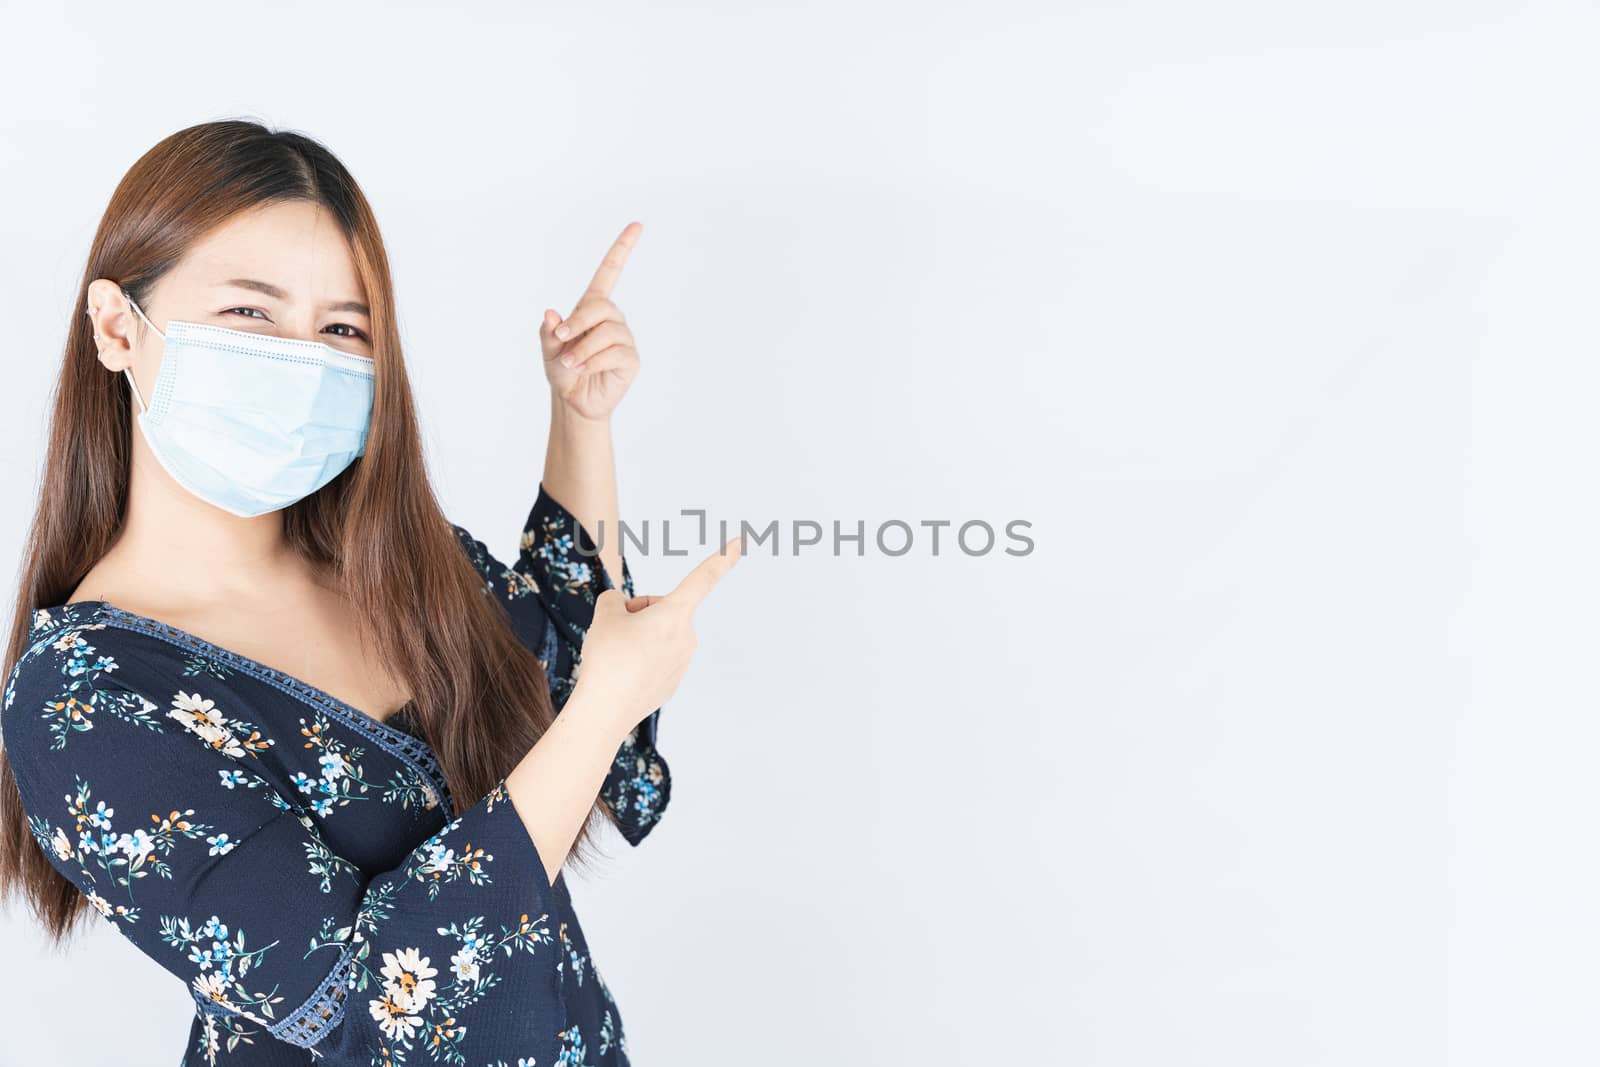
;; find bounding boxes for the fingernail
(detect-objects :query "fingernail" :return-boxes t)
[555,324,571,340]
[561,355,575,368]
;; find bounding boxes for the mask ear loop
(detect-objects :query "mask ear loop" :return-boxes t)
[89,293,161,415]
[122,367,148,416]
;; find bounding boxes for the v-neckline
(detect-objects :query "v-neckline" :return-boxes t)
[42,598,423,747]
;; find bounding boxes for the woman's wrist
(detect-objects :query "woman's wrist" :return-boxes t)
[550,390,612,433]
[543,394,625,587]
[561,679,640,748]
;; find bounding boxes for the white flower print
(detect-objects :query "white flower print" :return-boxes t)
[369,990,424,1041]
[192,971,236,1011]
[417,841,456,877]
[50,825,72,860]
[379,946,438,1013]
[367,946,439,1044]
[200,1014,220,1061]
[115,827,157,865]
[87,800,114,830]
[167,691,246,758]
[451,944,481,984]
[318,751,347,781]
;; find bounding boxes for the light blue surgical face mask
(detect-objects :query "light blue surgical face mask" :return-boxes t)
[116,293,376,518]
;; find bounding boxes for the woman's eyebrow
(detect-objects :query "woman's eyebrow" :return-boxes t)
[217,277,370,317]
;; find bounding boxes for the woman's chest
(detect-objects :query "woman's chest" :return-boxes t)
[68,571,415,728]
[269,717,450,873]
[233,692,452,871]
[130,638,456,873]
[32,602,458,873]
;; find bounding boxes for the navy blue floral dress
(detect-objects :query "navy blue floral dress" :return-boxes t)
[2,485,669,1066]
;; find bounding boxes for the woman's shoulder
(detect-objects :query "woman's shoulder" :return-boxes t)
[2,600,265,767]
[20,599,115,642]
[10,599,205,684]
[8,599,152,698]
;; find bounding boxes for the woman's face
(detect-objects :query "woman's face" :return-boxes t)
[84,199,376,519]
[89,199,374,395]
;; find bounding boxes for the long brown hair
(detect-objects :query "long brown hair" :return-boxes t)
[0,119,619,945]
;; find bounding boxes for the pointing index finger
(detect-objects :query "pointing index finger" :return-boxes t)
[580,221,642,303]
[669,538,743,609]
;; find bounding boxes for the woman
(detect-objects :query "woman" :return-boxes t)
[0,120,738,1065]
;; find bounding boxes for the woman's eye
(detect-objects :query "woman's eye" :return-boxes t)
[222,308,368,343]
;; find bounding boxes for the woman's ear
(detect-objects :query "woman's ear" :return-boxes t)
[84,278,139,372]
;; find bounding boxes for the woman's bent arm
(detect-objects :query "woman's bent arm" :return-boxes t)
[505,686,630,885]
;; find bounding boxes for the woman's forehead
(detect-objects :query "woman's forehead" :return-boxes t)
[175,201,366,305]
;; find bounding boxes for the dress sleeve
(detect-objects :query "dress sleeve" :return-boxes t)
[2,639,565,1064]
[450,482,671,846]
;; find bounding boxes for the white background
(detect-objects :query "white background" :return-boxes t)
[1,1,1597,1064]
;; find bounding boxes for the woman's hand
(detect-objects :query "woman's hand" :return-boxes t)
[541,221,644,421]
[571,538,743,736]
